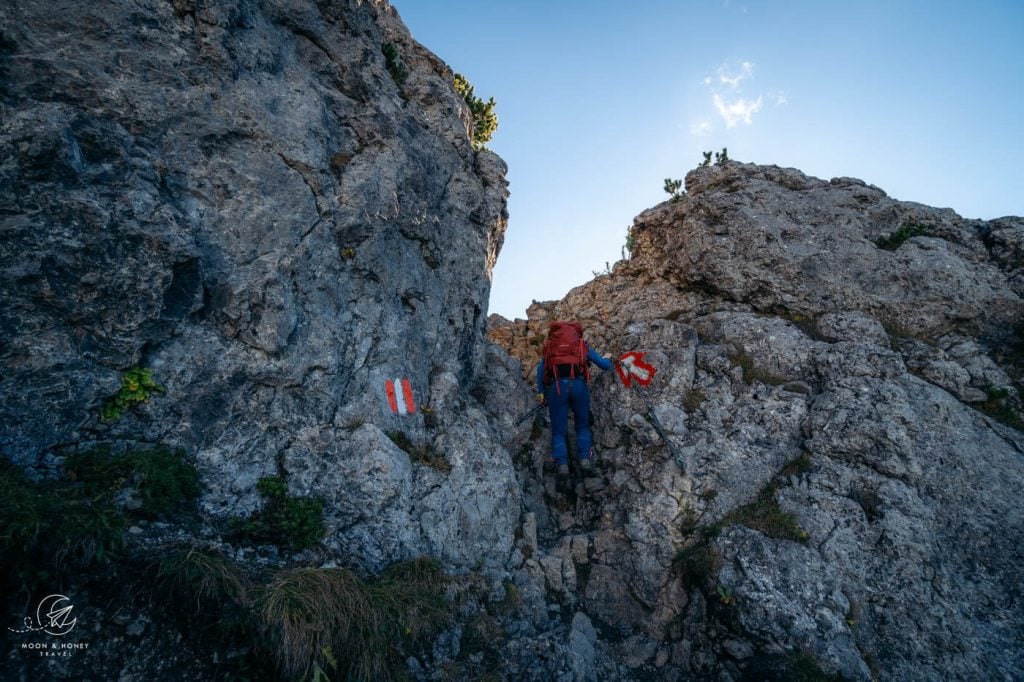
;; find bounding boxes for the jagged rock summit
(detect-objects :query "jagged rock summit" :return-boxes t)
[487,161,1024,680]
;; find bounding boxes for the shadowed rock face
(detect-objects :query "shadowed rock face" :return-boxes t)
[0,0,515,572]
[488,163,1024,680]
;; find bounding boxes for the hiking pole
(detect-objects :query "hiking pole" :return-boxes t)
[514,402,545,426]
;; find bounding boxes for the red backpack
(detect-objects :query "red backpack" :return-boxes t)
[541,321,589,385]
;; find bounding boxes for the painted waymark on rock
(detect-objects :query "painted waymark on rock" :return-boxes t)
[384,378,417,415]
[616,351,657,387]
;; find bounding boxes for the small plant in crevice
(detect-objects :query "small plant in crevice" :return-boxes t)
[701,150,713,167]
[454,73,498,150]
[975,385,1023,431]
[229,476,325,552]
[721,453,812,543]
[730,345,787,386]
[381,42,408,87]
[714,147,729,164]
[100,367,164,421]
[847,485,883,522]
[875,222,932,251]
[684,388,708,412]
[387,430,451,472]
[717,585,735,606]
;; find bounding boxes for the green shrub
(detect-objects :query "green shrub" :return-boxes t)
[714,147,729,164]
[100,367,164,421]
[381,42,407,86]
[454,73,498,149]
[64,446,201,518]
[0,459,126,588]
[875,223,931,250]
[230,476,325,552]
[701,151,713,167]
[664,178,683,201]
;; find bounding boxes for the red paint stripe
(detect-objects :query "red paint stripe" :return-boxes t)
[385,379,399,413]
[401,379,416,414]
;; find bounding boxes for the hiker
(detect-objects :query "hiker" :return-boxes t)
[535,321,612,477]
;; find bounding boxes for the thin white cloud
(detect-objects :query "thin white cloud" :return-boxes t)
[718,61,754,89]
[769,89,788,106]
[713,94,763,127]
[689,120,713,137]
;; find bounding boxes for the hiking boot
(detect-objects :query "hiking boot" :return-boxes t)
[557,463,570,477]
[579,457,595,474]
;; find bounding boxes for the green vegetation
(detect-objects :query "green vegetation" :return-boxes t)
[65,446,201,518]
[716,585,735,605]
[701,150,713,167]
[715,147,729,163]
[1,446,201,589]
[381,42,408,86]
[741,651,845,681]
[664,178,684,202]
[975,386,1023,431]
[684,388,708,412]
[229,476,325,552]
[875,223,931,250]
[387,430,451,472]
[722,455,811,542]
[100,367,164,421]
[454,73,498,149]
[153,546,452,682]
[731,346,787,386]
[259,558,451,681]
[622,225,637,259]
[674,540,722,590]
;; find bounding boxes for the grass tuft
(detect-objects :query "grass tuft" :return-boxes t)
[387,430,452,473]
[259,558,451,681]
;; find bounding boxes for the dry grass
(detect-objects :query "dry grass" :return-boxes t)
[259,558,451,681]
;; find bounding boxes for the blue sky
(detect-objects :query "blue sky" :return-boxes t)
[392,1,1024,320]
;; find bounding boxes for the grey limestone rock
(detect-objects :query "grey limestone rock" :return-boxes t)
[0,0,515,575]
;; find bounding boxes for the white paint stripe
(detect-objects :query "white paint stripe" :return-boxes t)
[393,377,408,414]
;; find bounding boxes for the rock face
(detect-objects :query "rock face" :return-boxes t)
[5,1,1024,678]
[487,162,1024,680]
[0,0,516,572]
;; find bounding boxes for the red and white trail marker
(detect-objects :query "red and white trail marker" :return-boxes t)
[616,351,657,388]
[385,378,417,415]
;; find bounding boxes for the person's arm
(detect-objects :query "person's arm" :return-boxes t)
[587,347,612,371]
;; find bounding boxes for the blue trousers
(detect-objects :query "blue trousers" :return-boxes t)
[545,377,593,466]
